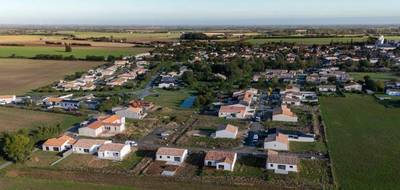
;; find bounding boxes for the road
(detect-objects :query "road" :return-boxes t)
[137,72,160,99]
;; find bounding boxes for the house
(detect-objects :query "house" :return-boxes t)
[213,124,238,139]
[204,151,237,171]
[218,104,250,119]
[344,83,362,92]
[264,132,289,151]
[78,115,125,137]
[264,128,315,151]
[0,95,16,104]
[129,100,154,111]
[386,89,400,96]
[266,150,299,174]
[318,85,337,92]
[158,76,177,89]
[272,105,298,122]
[98,143,131,161]
[42,135,77,152]
[155,147,188,165]
[114,106,147,120]
[72,139,112,154]
[43,97,63,107]
[58,100,80,110]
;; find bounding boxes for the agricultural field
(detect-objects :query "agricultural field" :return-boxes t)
[0,59,104,95]
[350,72,400,81]
[0,46,151,59]
[320,94,400,189]
[58,31,181,42]
[0,107,83,132]
[246,36,369,45]
[0,177,135,190]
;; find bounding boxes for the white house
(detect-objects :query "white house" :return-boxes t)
[264,132,289,151]
[72,139,111,154]
[114,106,147,120]
[318,85,337,92]
[155,147,188,165]
[58,100,80,110]
[266,150,299,174]
[272,105,298,122]
[42,135,77,152]
[97,143,131,161]
[213,124,238,139]
[79,115,125,137]
[204,151,237,171]
[344,83,362,92]
[218,104,250,119]
[386,89,400,96]
[0,95,16,104]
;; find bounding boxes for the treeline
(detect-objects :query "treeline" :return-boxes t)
[31,54,108,61]
[0,124,63,162]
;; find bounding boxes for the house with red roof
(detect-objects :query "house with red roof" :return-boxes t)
[42,135,77,152]
[213,124,238,139]
[204,151,237,171]
[78,115,125,137]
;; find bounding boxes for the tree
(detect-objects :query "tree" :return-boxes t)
[65,43,72,52]
[3,133,33,162]
[181,71,195,86]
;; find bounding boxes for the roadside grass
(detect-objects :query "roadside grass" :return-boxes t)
[110,151,144,171]
[0,46,151,59]
[246,36,369,45]
[0,58,104,95]
[289,141,327,154]
[298,160,332,188]
[0,176,136,190]
[0,107,84,133]
[320,94,400,189]
[349,72,400,81]
[54,154,113,170]
[183,136,241,149]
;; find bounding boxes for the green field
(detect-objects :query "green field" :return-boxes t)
[320,94,400,189]
[0,46,151,59]
[0,177,135,190]
[58,31,181,42]
[0,107,83,132]
[145,89,193,109]
[246,37,369,45]
[350,72,400,81]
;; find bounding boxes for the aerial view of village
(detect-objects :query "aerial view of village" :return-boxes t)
[0,1,399,190]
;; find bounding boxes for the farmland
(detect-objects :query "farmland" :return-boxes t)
[0,177,135,190]
[0,59,104,95]
[57,31,181,42]
[0,107,83,132]
[320,94,400,189]
[0,46,151,59]
[349,72,400,81]
[246,36,369,45]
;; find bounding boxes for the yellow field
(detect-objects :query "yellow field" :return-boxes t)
[0,59,104,95]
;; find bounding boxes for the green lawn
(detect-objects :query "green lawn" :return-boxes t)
[320,94,400,189]
[289,141,327,154]
[145,89,193,109]
[246,36,368,45]
[0,46,150,59]
[0,177,135,190]
[58,31,180,41]
[349,72,400,81]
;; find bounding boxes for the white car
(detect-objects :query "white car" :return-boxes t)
[125,141,138,147]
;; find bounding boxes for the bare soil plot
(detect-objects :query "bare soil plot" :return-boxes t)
[0,58,104,95]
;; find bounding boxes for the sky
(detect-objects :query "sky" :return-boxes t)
[0,0,399,25]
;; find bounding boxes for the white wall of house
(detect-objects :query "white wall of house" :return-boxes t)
[266,162,298,174]
[288,136,315,142]
[116,109,146,120]
[0,96,16,104]
[42,142,69,152]
[215,130,237,139]
[156,150,188,164]
[272,114,298,122]
[264,141,289,151]
[79,126,103,137]
[98,145,131,161]
[204,154,237,171]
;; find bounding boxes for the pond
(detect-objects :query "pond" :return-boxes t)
[180,96,196,108]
